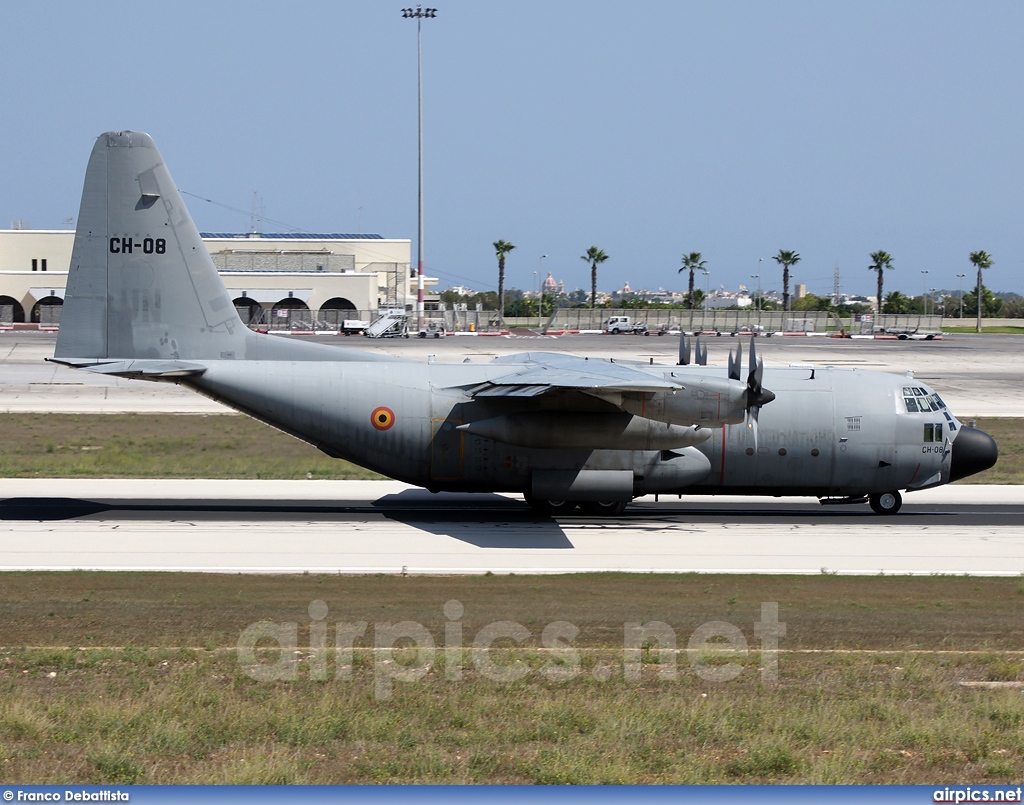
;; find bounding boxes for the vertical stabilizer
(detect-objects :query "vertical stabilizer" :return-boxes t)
[55,131,247,360]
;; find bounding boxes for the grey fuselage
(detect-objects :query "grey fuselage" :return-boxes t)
[183,356,953,499]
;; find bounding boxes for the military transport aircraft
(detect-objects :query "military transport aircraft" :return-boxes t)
[49,132,998,516]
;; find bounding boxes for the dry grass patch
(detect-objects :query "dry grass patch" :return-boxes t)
[958,418,1024,484]
[1,650,1022,784]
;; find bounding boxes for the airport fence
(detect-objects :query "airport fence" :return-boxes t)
[544,309,945,334]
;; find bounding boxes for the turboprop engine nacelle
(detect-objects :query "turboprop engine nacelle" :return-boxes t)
[620,376,751,429]
[632,336,777,429]
[457,411,713,451]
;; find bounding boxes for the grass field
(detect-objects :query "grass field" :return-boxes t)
[941,326,1024,335]
[1,573,1023,784]
[0,413,384,481]
[0,413,1018,483]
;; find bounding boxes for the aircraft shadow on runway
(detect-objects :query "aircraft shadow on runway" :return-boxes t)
[0,497,1005,532]
[0,495,575,549]
[372,491,574,549]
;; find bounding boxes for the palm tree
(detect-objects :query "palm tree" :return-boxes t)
[678,252,706,310]
[969,250,994,332]
[580,246,609,309]
[493,240,515,324]
[679,252,707,330]
[883,290,910,314]
[868,250,893,316]
[772,250,801,314]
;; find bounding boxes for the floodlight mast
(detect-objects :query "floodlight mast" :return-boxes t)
[402,6,437,333]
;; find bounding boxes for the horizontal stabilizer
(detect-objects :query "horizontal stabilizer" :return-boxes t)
[47,357,207,379]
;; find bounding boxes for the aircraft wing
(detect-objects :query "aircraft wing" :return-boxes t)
[462,353,681,399]
[47,357,207,379]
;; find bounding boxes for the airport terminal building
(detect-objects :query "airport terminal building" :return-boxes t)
[0,229,416,328]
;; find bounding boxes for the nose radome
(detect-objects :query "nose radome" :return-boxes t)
[949,426,998,482]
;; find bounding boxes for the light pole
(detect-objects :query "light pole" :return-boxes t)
[533,271,537,326]
[751,274,761,332]
[753,257,763,332]
[920,270,929,316]
[929,288,936,319]
[402,5,437,333]
[700,267,710,330]
[538,255,547,328]
[956,273,966,319]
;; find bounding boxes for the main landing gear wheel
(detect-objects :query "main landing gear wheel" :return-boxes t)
[525,496,577,516]
[869,490,902,515]
[578,500,628,516]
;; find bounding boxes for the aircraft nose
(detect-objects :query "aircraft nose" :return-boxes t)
[948,426,998,482]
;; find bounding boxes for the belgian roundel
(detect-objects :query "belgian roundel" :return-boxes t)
[371,406,396,431]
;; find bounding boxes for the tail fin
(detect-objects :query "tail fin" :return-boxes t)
[55,131,248,361]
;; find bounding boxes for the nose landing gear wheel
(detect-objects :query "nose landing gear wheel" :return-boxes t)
[869,490,902,515]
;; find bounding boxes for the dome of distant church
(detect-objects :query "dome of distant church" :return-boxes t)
[542,272,558,292]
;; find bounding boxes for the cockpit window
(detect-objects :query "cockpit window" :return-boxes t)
[903,388,947,413]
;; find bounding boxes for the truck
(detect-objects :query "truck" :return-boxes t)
[341,319,371,335]
[604,315,649,335]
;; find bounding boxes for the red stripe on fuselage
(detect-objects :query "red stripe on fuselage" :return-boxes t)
[720,425,728,484]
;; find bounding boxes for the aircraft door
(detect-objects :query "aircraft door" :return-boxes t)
[430,394,465,482]
[834,411,898,492]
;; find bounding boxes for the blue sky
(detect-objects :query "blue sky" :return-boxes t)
[3,1,1022,298]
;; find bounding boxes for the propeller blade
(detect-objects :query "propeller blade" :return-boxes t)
[678,334,691,366]
[728,341,741,381]
[744,336,774,410]
[696,337,708,366]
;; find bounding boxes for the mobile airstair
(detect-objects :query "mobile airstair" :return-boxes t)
[365,309,410,339]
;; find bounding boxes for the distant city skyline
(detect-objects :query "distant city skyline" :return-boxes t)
[449,273,1005,301]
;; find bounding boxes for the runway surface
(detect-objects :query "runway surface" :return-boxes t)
[2,480,1021,576]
